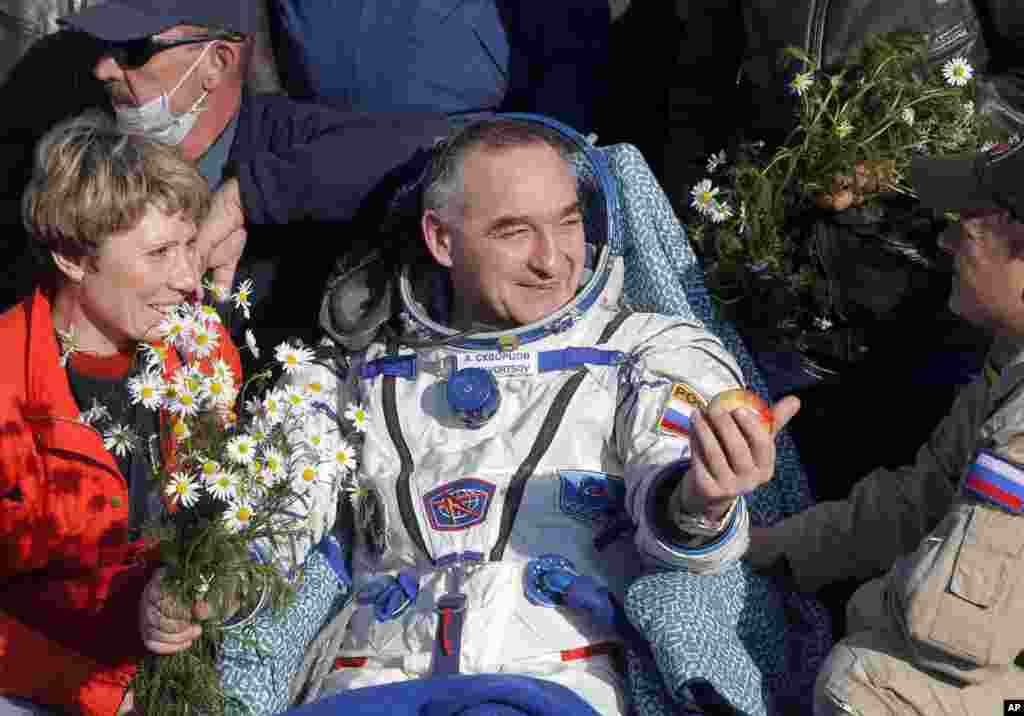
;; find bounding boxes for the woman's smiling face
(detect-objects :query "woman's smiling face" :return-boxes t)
[61,205,200,353]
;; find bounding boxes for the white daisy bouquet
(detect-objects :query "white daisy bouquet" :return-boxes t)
[129,282,368,716]
[688,32,1011,336]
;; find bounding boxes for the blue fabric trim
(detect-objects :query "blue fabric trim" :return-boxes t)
[360,347,623,381]
[644,461,742,556]
[432,593,467,676]
[538,347,624,372]
[360,354,418,380]
[315,535,352,587]
[357,573,420,622]
[434,551,485,568]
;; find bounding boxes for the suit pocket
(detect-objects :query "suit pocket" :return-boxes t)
[905,504,1024,666]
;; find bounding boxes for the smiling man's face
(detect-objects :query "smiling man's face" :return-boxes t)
[425,141,585,329]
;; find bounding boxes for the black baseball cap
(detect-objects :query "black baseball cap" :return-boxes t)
[912,141,1024,222]
[59,0,255,42]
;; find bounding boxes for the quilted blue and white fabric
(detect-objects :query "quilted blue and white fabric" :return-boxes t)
[219,538,351,716]
[594,142,832,716]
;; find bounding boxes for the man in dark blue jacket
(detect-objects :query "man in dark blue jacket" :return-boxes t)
[267,0,611,136]
[57,0,451,351]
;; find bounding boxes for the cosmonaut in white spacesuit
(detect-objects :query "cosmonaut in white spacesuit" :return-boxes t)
[282,116,799,715]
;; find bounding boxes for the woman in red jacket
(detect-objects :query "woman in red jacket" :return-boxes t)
[0,111,242,716]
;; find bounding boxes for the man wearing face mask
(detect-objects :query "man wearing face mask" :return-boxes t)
[56,0,452,353]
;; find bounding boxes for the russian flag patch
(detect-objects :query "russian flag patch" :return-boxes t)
[964,450,1024,513]
[657,383,706,439]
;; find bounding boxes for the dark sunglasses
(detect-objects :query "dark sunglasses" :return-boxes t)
[101,31,244,69]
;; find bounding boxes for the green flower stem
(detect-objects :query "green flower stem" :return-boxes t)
[857,89,961,147]
[868,52,902,83]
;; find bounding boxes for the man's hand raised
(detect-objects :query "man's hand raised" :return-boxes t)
[679,395,801,522]
[195,177,247,300]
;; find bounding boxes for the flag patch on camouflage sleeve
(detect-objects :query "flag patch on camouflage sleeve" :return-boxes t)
[964,450,1024,513]
[657,382,707,438]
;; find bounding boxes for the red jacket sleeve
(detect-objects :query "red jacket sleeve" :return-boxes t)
[0,608,135,716]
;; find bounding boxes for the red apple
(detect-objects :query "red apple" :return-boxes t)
[707,388,774,433]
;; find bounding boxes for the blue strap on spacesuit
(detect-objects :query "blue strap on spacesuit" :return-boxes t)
[524,555,648,654]
[536,347,625,372]
[359,347,624,380]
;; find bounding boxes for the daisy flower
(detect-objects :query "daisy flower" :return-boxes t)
[195,303,222,327]
[223,500,255,533]
[204,375,237,409]
[245,329,260,358]
[171,418,191,442]
[157,312,192,345]
[303,379,326,398]
[103,424,138,458]
[168,385,201,418]
[207,470,239,502]
[834,119,854,139]
[293,462,322,488]
[80,398,112,426]
[303,427,332,456]
[345,402,369,433]
[331,440,358,473]
[127,371,165,410]
[706,149,727,174]
[232,279,254,320]
[282,385,308,413]
[165,471,199,508]
[261,447,286,478]
[260,390,285,426]
[226,435,257,466]
[788,71,814,97]
[248,417,270,444]
[690,179,719,216]
[190,324,220,360]
[942,57,973,87]
[249,464,273,491]
[198,458,220,481]
[709,200,734,224]
[212,357,235,381]
[275,343,315,375]
[203,277,229,303]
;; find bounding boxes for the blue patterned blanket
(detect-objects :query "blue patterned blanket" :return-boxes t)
[598,142,831,716]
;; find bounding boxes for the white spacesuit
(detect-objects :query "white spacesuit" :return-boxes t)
[284,225,751,713]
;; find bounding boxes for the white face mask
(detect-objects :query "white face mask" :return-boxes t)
[114,42,213,145]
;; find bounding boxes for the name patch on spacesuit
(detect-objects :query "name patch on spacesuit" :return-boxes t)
[456,351,538,378]
[657,382,707,439]
[558,470,625,525]
[423,478,497,531]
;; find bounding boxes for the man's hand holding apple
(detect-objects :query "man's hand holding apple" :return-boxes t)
[678,389,801,522]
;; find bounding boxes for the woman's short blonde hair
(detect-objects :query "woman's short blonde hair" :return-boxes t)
[21,110,211,265]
